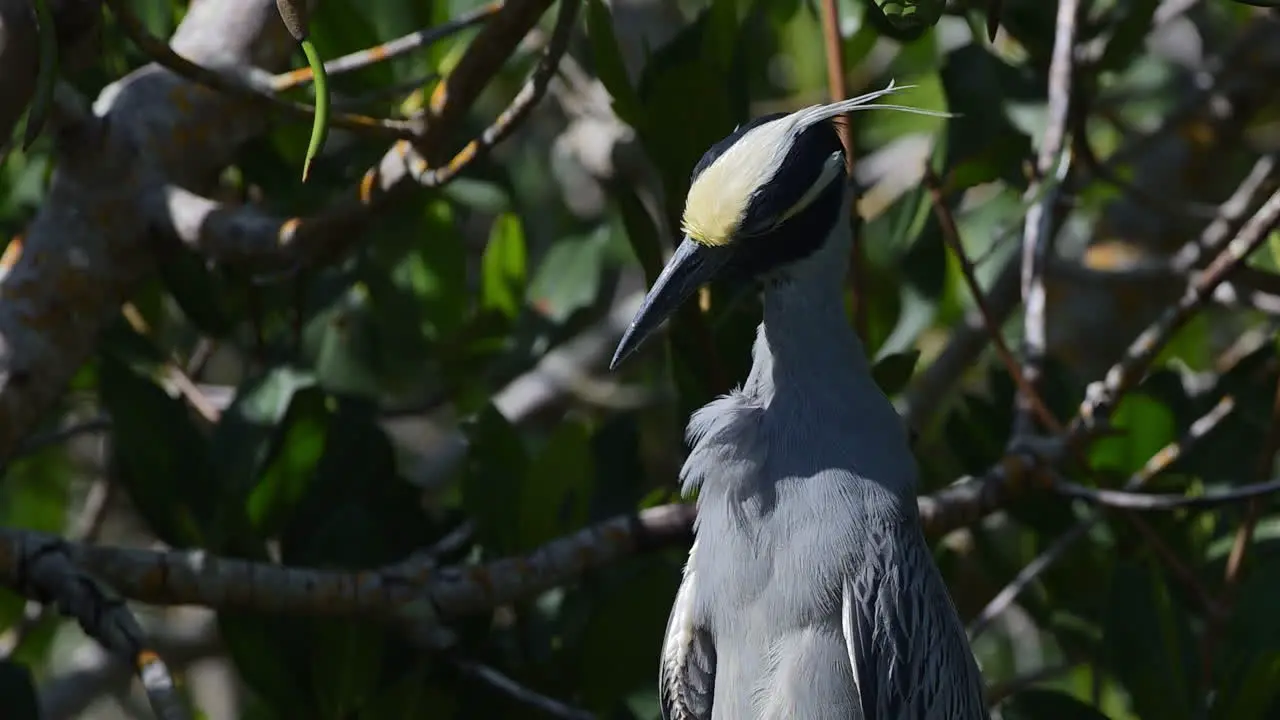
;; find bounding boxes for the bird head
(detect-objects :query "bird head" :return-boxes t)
[609,81,946,370]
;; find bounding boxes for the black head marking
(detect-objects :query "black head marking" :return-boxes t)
[731,119,849,279]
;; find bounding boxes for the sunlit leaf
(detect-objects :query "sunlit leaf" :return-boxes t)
[1089,392,1176,476]
[481,212,527,319]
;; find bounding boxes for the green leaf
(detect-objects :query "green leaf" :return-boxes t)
[308,619,385,718]
[1104,561,1197,720]
[211,367,317,509]
[98,343,216,549]
[460,404,528,556]
[613,184,664,286]
[0,659,40,720]
[1213,651,1280,720]
[862,0,939,41]
[305,289,384,398]
[245,386,330,536]
[0,445,71,534]
[527,229,608,323]
[634,3,749,232]
[578,557,682,713]
[873,0,944,34]
[902,212,947,300]
[481,212,528,319]
[280,399,431,568]
[155,243,236,337]
[521,419,594,550]
[585,0,645,126]
[219,613,315,718]
[941,44,1032,192]
[1096,0,1160,73]
[410,198,469,339]
[1089,392,1176,476]
[1210,524,1280,718]
[871,349,921,397]
[1000,688,1113,720]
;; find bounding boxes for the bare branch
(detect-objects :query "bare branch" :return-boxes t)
[923,168,1063,434]
[1016,0,1080,435]
[103,0,419,139]
[405,0,575,187]
[968,394,1236,638]
[269,2,502,91]
[11,537,190,719]
[1079,183,1280,427]
[0,505,696,620]
[452,658,596,720]
[152,0,567,267]
[1049,473,1280,510]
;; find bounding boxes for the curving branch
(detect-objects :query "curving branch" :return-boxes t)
[268,1,503,92]
[10,537,189,719]
[103,0,419,140]
[404,0,578,188]
[150,0,565,268]
[0,504,695,621]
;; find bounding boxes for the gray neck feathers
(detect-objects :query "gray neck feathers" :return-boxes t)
[739,189,918,498]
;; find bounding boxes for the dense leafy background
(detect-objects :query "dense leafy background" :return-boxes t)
[3,0,1280,718]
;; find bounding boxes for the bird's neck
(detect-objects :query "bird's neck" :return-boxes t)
[740,213,917,499]
[743,214,871,406]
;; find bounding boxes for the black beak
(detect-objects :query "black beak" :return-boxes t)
[610,237,734,370]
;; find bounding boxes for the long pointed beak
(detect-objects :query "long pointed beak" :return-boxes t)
[610,237,733,370]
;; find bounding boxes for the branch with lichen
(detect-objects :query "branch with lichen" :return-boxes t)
[103,0,417,140]
[9,537,190,719]
[148,0,571,269]
[0,0,566,466]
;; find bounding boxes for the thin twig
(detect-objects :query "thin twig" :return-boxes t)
[984,662,1079,707]
[453,659,596,720]
[269,2,502,91]
[1079,185,1280,427]
[1050,473,1280,510]
[404,0,576,187]
[1169,154,1280,274]
[817,0,867,340]
[104,0,418,139]
[13,416,110,460]
[1016,0,1080,435]
[969,394,1235,638]
[1204,358,1280,682]
[923,168,1063,434]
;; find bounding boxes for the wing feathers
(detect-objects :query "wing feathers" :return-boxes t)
[660,568,716,720]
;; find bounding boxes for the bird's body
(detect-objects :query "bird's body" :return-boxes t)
[664,192,986,719]
[609,83,987,719]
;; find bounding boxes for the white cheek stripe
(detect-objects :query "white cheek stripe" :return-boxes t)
[772,150,846,228]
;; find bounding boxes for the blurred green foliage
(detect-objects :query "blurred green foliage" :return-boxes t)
[3,0,1280,718]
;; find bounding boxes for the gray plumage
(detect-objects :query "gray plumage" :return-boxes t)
[609,86,987,719]
[661,190,986,719]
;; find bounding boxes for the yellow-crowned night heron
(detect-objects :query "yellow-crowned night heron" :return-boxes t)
[609,83,988,720]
